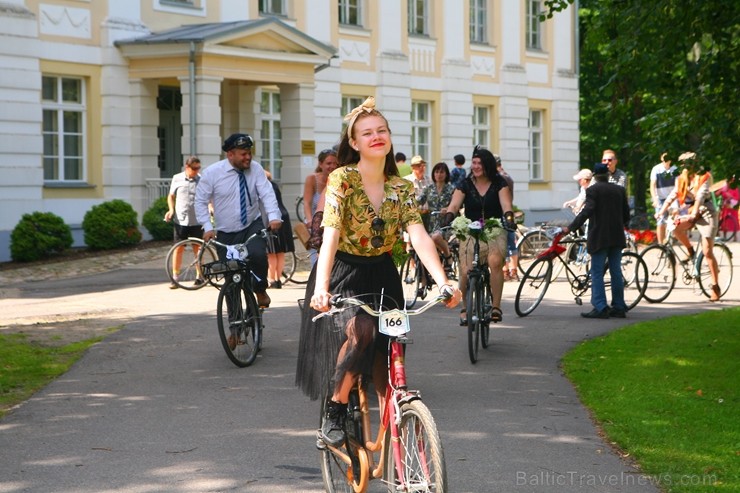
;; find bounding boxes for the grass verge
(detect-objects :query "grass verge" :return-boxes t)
[562,307,740,492]
[0,330,116,418]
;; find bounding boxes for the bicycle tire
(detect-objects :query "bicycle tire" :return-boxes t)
[514,258,553,317]
[640,244,676,303]
[610,251,648,311]
[383,399,447,492]
[517,229,550,276]
[165,238,216,290]
[696,242,733,299]
[480,279,491,349]
[216,280,261,367]
[401,255,420,309]
[295,196,305,224]
[283,238,311,285]
[466,275,481,364]
[319,396,368,493]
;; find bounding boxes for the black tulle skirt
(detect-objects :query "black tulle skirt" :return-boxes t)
[294,251,404,401]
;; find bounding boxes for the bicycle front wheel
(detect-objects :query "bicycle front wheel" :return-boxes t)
[295,196,305,224]
[216,280,262,367]
[640,245,676,303]
[515,258,552,317]
[466,275,481,364]
[401,255,421,309]
[480,279,491,349]
[166,238,215,290]
[383,399,447,493]
[697,242,733,299]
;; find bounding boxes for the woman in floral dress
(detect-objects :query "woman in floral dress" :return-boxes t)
[295,97,461,447]
[418,161,455,261]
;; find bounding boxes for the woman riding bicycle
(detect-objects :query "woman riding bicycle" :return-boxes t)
[444,146,514,325]
[295,97,461,447]
[655,152,722,301]
[418,161,456,265]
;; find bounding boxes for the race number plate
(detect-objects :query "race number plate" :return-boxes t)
[379,309,410,337]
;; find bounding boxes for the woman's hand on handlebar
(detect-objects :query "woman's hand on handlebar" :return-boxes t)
[310,289,332,312]
[439,284,462,309]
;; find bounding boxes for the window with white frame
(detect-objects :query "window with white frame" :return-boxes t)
[339,0,362,26]
[528,109,544,180]
[341,95,364,135]
[260,90,282,180]
[470,0,488,44]
[259,0,286,16]
[473,105,490,148]
[408,0,429,36]
[42,75,85,182]
[411,101,431,160]
[526,0,543,50]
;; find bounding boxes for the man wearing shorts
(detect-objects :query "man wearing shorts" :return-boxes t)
[165,156,205,289]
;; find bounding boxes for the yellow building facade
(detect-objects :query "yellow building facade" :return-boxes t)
[0,0,578,260]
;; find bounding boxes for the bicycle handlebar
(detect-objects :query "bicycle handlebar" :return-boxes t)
[312,292,452,322]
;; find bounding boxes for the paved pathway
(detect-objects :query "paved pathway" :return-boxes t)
[0,240,737,492]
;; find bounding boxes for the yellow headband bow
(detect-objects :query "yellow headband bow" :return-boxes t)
[344,96,376,136]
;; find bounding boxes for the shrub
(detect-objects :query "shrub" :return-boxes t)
[10,212,73,262]
[142,196,173,241]
[82,199,142,250]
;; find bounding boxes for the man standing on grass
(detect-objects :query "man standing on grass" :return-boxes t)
[563,163,631,319]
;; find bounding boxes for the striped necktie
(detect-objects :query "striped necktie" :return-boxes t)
[237,170,248,225]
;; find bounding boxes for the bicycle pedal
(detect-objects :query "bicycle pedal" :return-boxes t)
[315,430,328,450]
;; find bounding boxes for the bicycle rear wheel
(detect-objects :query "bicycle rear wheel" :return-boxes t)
[166,238,215,290]
[383,399,447,492]
[466,275,481,364]
[514,258,553,317]
[216,280,261,367]
[697,242,733,298]
[284,241,311,284]
[640,245,676,303]
[401,255,421,309]
[606,251,647,310]
[517,229,550,275]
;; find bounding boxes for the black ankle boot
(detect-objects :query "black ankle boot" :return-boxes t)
[321,400,347,446]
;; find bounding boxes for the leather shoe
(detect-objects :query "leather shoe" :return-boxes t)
[581,308,609,319]
[256,290,271,308]
[608,307,626,318]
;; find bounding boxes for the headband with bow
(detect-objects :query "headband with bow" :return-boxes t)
[344,96,376,137]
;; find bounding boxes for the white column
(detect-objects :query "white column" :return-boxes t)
[500,0,522,67]
[0,3,41,261]
[277,82,315,204]
[180,75,223,167]
[377,0,403,55]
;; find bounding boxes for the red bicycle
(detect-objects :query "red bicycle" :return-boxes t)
[313,293,449,492]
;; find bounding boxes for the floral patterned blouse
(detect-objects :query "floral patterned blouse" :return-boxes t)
[322,166,421,256]
[418,182,455,213]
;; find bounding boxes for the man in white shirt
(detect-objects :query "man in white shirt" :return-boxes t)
[404,155,432,202]
[195,133,283,308]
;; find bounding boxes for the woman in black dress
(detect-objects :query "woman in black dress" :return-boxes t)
[265,171,295,289]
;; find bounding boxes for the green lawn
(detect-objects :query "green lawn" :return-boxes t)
[563,307,740,492]
[0,332,111,418]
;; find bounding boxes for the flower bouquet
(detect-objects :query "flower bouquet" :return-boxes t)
[450,216,504,242]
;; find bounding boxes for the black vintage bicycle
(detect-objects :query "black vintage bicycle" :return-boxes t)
[515,230,648,317]
[201,230,269,367]
[400,224,459,309]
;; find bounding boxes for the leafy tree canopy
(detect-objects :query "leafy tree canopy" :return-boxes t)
[545,0,739,208]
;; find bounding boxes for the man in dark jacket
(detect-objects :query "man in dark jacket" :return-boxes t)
[563,163,631,318]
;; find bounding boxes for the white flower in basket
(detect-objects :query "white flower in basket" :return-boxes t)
[451,216,504,242]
